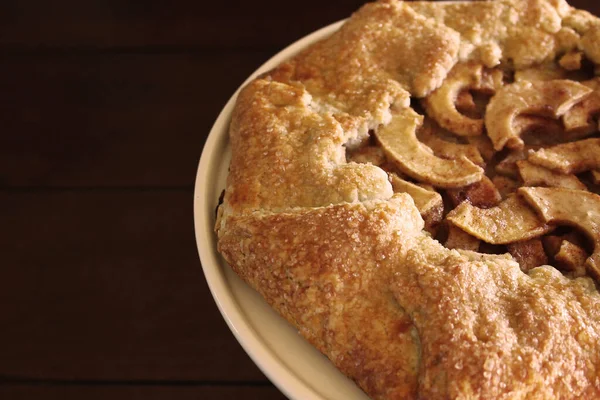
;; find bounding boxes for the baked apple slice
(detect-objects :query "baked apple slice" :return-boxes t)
[389,173,443,230]
[514,63,568,82]
[528,137,600,174]
[446,194,552,244]
[492,175,520,199]
[445,224,480,251]
[559,50,584,70]
[375,107,483,188]
[424,63,503,137]
[516,160,587,190]
[416,119,484,165]
[563,78,600,135]
[485,80,592,151]
[446,176,502,208]
[555,240,588,277]
[495,147,532,178]
[507,239,549,272]
[520,187,600,281]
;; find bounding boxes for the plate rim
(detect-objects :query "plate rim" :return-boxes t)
[194,20,346,400]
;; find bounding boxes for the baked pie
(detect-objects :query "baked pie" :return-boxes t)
[215,0,600,398]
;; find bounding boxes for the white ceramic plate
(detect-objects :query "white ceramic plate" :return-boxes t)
[194,20,370,400]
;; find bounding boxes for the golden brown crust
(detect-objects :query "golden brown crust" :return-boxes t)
[219,196,424,399]
[216,1,600,399]
[221,79,393,219]
[394,244,600,399]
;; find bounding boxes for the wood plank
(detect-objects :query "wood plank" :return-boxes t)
[0,0,364,50]
[0,52,271,187]
[1,2,599,188]
[0,385,287,400]
[0,191,269,381]
[0,0,597,50]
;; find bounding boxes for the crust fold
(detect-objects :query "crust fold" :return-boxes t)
[216,1,600,398]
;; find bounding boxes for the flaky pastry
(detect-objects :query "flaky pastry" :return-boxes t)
[215,1,600,399]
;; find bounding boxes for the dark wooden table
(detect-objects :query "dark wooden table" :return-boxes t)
[0,1,597,399]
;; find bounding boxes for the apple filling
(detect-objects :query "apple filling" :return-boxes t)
[348,59,600,282]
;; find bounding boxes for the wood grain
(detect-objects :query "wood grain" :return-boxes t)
[0,52,272,187]
[0,191,266,382]
[0,0,596,52]
[0,385,287,400]
[1,0,598,188]
[0,0,364,50]
[1,1,599,399]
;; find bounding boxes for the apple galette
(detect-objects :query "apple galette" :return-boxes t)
[215,0,600,398]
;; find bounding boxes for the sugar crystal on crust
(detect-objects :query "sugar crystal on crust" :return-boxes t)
[216,1,600,399]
